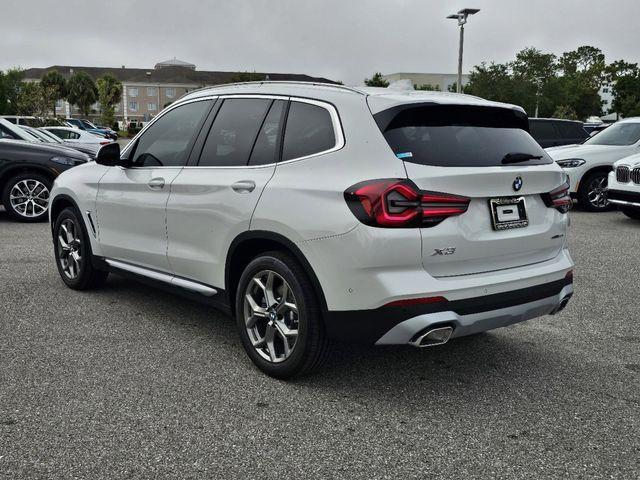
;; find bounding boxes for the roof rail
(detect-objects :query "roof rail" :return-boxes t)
[181,81,367,98]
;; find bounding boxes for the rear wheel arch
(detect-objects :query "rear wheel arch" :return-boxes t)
[578,165,613,188]
[225,231,328,317]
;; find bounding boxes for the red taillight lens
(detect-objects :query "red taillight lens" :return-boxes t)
[100,141,110,145]
[344,179,470,228]
[542,181,571,213]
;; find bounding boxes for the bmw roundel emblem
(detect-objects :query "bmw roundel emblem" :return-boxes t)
[513,176,523,192]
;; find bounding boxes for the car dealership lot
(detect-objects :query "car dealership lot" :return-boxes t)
[0,209,638,478]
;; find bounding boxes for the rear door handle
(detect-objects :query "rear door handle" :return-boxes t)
[231,180,256,193]
[148,177,165,190]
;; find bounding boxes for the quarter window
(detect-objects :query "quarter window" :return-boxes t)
[282,101,336,161]
[198,98,271,167]
[130,100,212,167]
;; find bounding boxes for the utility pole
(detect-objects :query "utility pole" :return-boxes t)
[447,8,480,93]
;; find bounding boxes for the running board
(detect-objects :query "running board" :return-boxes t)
[104,259,217,297]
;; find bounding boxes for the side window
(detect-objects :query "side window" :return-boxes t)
[69,131,81,140]
[198,98,271,167]
[282,101,336,161]
[50,129,67,139]
[248,100,286,166]
[132,100,211,167]
[0,125,17,139]
[557,122,588,139]
[529,121,557,140]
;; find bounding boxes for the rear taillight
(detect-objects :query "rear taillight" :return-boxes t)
[344,179,470,228]
[542,181,571,213]
[99,141,110,145]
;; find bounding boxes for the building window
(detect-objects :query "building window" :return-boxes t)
[147,103,157,111]
[129,101,138,112]
[114,104,120,112]
[603,88,609,93]
[129,87,139,97]
[166,88,176,98]
[147,87,157,97]
[55,99,63,109]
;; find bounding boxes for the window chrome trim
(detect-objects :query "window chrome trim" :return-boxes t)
[121,94,345,170]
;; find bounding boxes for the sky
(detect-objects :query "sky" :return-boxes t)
[3,0,640,84]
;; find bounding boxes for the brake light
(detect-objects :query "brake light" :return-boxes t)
[344,179,470,228]
[542,181,571,213]
[99,141,110,145]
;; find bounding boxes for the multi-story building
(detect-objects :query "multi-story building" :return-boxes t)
[23,58,335,126]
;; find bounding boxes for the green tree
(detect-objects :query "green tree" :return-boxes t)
[611,74,640,117]
[0,68,25,115]
[229,71,265,83]
[16,82,56,118]
[40,70,67,117]
[96,74,122,127]
[67,71,98,117]
[415,83,440,91]
[364,72,389,87]
[552,105,578,120]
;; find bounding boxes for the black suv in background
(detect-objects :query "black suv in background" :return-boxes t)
[0,140,89,222]
[529,118,589,148]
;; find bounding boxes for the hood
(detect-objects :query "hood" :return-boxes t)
[547,143,638,164]
[0,139,90,162]
[613,152,640,168]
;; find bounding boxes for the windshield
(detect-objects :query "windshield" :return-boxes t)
[20,128,44,142]
[81,119,97,129]
[37,129,63,143]
[375,104,551,167]
[584,122,640,146]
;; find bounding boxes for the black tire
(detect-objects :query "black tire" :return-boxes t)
[53,207,109,290]
[622,208,640,220]
[235,251,331,379]
[1,173,52,222]
[577,171,613,212]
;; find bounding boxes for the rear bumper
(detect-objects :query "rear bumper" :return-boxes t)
[607,188,640,208]
[324,276,574,344]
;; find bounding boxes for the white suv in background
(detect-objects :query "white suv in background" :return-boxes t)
[49,83,574,378]
[547,118,640,211]
[608,154,640,220]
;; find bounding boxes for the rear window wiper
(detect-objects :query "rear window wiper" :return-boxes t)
[501,152,543,164]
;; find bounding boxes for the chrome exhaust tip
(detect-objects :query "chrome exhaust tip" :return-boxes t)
[409,326,454,348]
[550,294,572,315]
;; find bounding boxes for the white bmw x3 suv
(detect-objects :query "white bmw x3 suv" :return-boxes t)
[608,155,640,220]
[49,82,574,378]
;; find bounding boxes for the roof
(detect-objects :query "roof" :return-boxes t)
[155,58,196,69]
[22,65,336,86]
[529,118,584,123]
[180,82,524,114]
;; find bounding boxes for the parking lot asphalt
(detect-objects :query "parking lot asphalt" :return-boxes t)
[0,207,638,479]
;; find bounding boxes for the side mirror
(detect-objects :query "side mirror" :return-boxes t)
[95,142,128,167]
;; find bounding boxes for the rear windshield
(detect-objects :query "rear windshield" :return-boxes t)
[374,104,552,167]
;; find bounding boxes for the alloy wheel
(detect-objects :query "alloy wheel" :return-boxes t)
[587,176,609,209]
[9,179,50,218]
[57,219,82,279]
[243,270,299,363]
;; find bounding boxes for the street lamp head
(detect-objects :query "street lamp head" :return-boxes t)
[458,8,480,15]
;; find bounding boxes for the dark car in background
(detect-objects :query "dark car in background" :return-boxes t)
[0,140,89,222]
[529,118,589,148]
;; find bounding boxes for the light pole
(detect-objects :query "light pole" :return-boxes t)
[447,8,480,93]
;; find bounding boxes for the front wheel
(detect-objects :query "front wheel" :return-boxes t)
[235,251,330,379]
[577,171,612,212]
[1,173,52,222]
[53,207,109,290]
[622,207,640,220]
